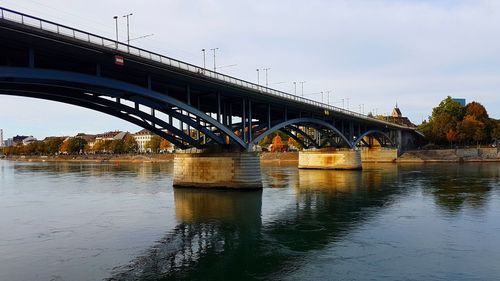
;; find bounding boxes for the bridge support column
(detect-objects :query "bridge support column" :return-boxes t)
[360,148,398,163]
[298,149,362,170]
[173,151,262,189]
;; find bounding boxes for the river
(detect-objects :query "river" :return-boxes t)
[0,160,499,281]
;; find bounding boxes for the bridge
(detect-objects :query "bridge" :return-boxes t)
[0,7,421,188]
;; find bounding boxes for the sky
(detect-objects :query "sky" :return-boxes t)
[1,0,499,139]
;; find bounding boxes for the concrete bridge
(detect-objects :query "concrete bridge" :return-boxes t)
[0,7,421,188]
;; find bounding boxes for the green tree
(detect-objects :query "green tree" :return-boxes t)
[45,138,64,155]
[68,137,87,154]
[258,136,272,147]
[109,139,125,154]
[491,121,500,140]
[432,96,465,121]
[123,135,138,153]
[419,96,464,144]
[145,135,162,153]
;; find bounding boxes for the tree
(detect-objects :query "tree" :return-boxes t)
[109,139,124,154]
[45,138,64,155]
[145,135,161,153]
[287,137,300,150]
[464,101,489,122]
[271,135,283,152]
[492,121,500,140]
[419,96,465,144]
[160,139,171,152]
[59,139,71,153]
[446,129,458,148]
[432,96,464,121]
[69,137,87,154]
[457,115,485,146]
[258,136,272,147]
[123,135,138,153]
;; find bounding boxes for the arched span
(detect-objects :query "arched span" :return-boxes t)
[251,118,353,149]
[352,130,395,147]
[0,67,247,149]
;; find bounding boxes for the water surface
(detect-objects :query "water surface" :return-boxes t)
[0,160,499,280]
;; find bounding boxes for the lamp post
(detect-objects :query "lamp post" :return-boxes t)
[122,13,133,45]
[299,81,306,97]
[113,16,118,48]
[293,82,297,95]
[201,49,206,69]
[210,48,219,71]
[263,68,270,87]
[325,90,332,105]
[256,69,260,85]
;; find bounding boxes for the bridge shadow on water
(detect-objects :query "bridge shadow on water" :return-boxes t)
[107,164,409,281]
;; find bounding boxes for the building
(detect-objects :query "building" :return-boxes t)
[75,133,96,148]
[95,131,122,142]
[133,129,154,153]
[12,135,30,146]
[4,138,13,147]
[22,136,37,145]
[452,98,466,107]
[0,129,3,147]
[382,104,417,127]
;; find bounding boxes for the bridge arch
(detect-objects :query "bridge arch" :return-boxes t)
[251,117,353,149]
[352,130,395,148]
[0,67,247,149]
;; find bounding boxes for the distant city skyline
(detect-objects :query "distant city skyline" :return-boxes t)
[1,0,499,138]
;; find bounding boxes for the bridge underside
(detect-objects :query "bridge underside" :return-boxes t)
[0,67,402,152]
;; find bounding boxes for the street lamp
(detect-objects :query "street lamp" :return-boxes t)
[263,68,270,87]
[201,49,206,69]
[113,16,118,47]
[122,13,133,45]
[210,48,219,71]
[256,69,260,85]
[299,81,306,97]
[325,90,332,105]
[293,82,297,95]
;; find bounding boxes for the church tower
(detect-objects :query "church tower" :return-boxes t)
[391,103,402,118]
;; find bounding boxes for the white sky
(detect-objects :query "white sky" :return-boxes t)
[1,0,499,139]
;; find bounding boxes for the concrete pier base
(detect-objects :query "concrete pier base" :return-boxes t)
[173,152,262,189]
[360,148,398,163]
[298,149,362,170]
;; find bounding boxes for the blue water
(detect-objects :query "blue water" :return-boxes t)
[0,160,499,280]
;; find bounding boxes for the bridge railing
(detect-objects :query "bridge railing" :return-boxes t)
[0,6,411,130]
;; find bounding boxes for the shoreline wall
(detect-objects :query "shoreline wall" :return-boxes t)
[398,148,500,163]
[2,148,500,163]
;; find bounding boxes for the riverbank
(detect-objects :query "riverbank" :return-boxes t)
[4,152,300,163]
[3,148,500,163]
[398,148,500,163]
[2,154,175,163]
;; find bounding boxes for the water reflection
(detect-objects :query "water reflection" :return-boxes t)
[13,161,172,179]
[109,165,405,281]
[419,164,499,215]
[109,188,263,281]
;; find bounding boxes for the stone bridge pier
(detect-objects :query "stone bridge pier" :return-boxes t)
[173,151,262,189]
[298,149,362,170]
